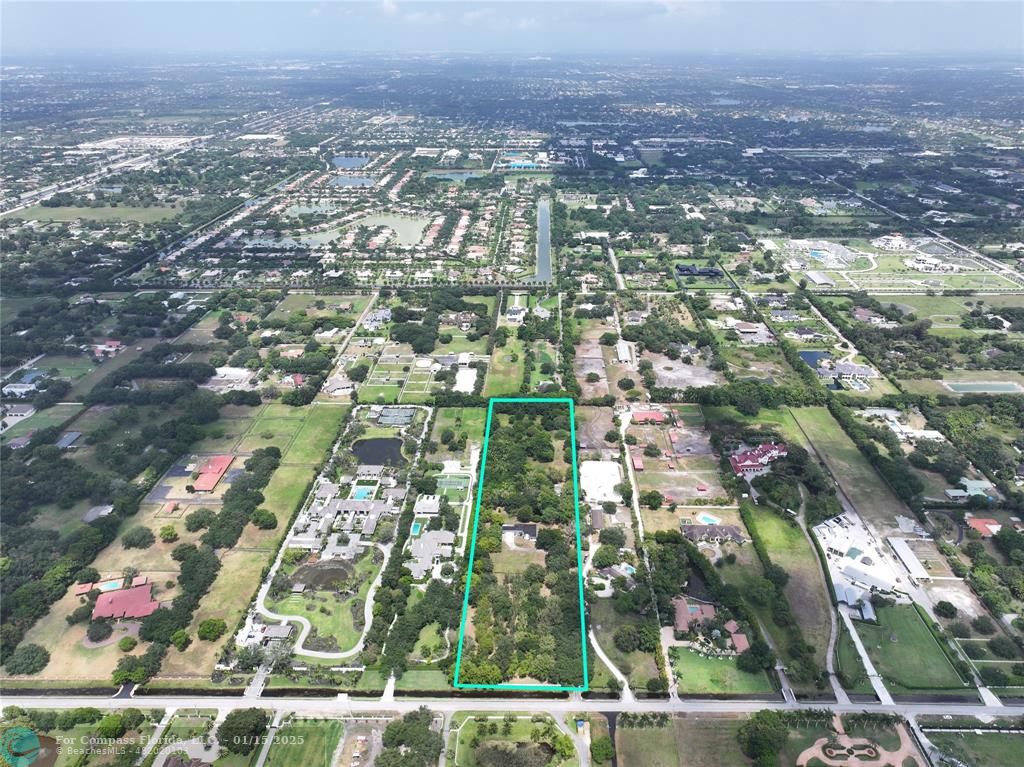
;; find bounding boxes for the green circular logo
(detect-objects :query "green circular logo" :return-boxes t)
[0,727,40,767]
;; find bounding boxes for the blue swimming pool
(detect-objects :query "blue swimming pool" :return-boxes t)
[353,487,373,500]
[410,522,422,536]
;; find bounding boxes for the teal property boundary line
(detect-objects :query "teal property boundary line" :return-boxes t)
[452,396,589,691]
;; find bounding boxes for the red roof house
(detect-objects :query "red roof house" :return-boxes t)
[966,518,1002,538]
[730,632,751,653]
[729,442,788,475]
[193,455,232,492]
[672,596,717,633]
[92,584,159,620]
[631,453,644,472]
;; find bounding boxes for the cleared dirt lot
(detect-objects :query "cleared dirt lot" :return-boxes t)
[575,405,615,451]
[643,351,722,388]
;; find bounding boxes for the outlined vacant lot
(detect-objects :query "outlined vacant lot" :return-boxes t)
[453,396,589,692]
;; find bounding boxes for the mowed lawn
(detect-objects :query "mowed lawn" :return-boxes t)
[670,648,774,694]
[856,605,968,691]
[1,403,83,442]
[264,720,343,767]
[159,549,270,678]
[430,407,487,462]
[742,504,832,664]
[927,732,1023,767]
[617,717,751,767]
[484,338,526,396]
[703,405,808,448]
[790,406,907,529]
[6,204,181,223]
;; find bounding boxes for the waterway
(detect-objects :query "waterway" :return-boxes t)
[526,196,552,283]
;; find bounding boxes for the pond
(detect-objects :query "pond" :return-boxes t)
[332,155,369,169]
[352,437,406,466]
[351,213,431,245]
[329,175,375,188]
[429,170,483,182]
[798,350,831,368]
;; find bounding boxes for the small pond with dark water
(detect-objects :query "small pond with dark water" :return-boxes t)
[352,437,406,466]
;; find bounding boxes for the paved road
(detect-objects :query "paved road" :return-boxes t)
[12,693,1023,719]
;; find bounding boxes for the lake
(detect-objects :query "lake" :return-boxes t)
[329,175,375,188]
[332,155,369,169]
[352,437,406,466]
[352,213,430,245]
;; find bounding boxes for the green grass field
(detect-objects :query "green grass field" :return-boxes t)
[703,405,808,448]
[616,725,680,767]
[264,720,343,767]
[927,731,1023,767]
[856,605,969,692]
[1,403,84,442]
[266,293,369,321]
[394,668,451,691]
[484,338,526,396]
[742,504,832,664]
[790,406,907,530]
[7,204,181,223]
[670,648,774,694]
[0,295,42,327]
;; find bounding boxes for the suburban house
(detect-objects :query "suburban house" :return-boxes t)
[92,583,161,620]
[682,524,745,544]
[672,595,716,634]
[728,443,788,475]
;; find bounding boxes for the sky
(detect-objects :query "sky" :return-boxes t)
[2,1,1022,58]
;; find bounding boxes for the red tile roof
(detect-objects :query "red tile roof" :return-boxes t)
[92,584,159,620]
[193,455,232,492]
[966,518,1002,537]
[729,442,788,474]
[731,633,750,653]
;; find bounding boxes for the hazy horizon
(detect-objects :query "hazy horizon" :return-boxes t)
[2,1,1022,59]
